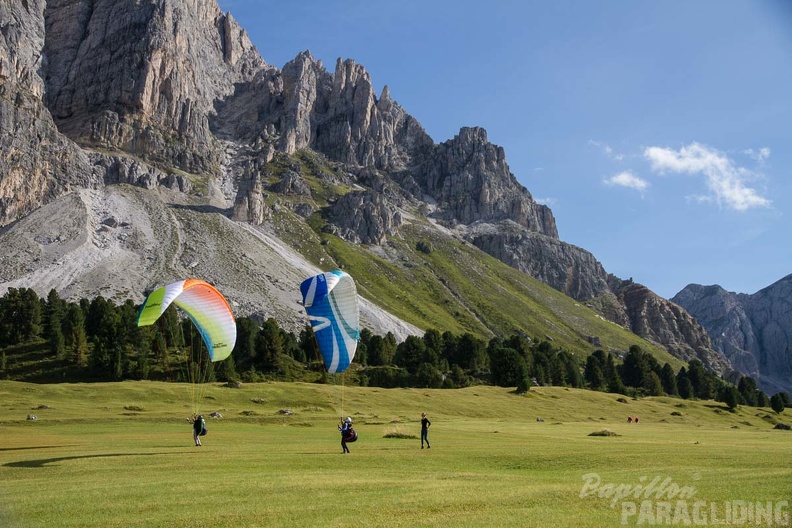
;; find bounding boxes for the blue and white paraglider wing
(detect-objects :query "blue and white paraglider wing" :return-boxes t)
[300,270,359,373]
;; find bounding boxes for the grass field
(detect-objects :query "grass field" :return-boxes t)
[1,381,790,527]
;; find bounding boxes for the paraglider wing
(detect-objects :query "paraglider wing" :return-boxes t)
[300,270,359,373]
[137,279,236,361]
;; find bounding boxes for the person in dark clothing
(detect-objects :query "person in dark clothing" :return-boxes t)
[339,417,353,453]
[191,414,206,446]
[421,412,431,449]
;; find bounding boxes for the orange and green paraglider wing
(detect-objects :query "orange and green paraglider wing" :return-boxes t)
[137,279,236,361]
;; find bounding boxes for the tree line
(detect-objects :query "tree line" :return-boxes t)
[0,287,788,413]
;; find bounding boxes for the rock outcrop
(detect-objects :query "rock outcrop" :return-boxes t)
[327,190,403,245]
[467,221,609,301]
[414,127,557,237]
[607,278,731,373]
[672,276,792,395]
[312,59,434,170]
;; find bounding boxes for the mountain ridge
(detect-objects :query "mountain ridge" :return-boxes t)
[0,0,741,375]
[672,275,792,395]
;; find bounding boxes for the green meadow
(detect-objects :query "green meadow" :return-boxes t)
[1,381,790,527]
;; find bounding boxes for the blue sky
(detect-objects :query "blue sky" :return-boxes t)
[217,0,792,299]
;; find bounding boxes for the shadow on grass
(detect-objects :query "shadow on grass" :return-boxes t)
[4,452,168,468]
[0,445,78,452]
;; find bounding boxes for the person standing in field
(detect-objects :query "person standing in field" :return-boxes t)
[339,417,354,453]
[421,412,431,449]
[191,414,206,446]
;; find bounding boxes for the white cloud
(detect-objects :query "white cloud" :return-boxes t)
[604,171,649,192]
[644,143,770,211]
[744,147,771,163]
[535,197,556,206]
[588,139,624,161]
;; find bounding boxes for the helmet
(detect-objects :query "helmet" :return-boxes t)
[345,417,352,423]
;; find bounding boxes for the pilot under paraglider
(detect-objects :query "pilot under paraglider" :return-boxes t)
[338,416,357,453]
[299,271,361,454]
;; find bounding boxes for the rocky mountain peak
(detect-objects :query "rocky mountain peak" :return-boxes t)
[612,281,730,372]
[332,57,371,95]
[278,50,332,154]
[380,84,392,103]
[413,126,558,237]
[673,275,792,395]
[454,126,490,144]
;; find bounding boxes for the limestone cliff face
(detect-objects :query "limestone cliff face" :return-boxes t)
[1,0,267,226]
[0,0,96,226]
[278,52,332,155]
[672,277,792,395]
[414,127,557,237]
[42,0,265,173]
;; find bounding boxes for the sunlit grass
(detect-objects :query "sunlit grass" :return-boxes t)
[1,381,789,527]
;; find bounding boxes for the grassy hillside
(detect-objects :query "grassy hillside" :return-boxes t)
[254,150,682,366]
[1,380,785,428]
[275,208,682,367]
[1,381,789,527]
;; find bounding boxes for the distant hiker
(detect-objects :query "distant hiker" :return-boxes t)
[421,412,431,449]
[627,416,633,423]
[191,414,206,446]
[634,417,639,424]
[339,417,356,453]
